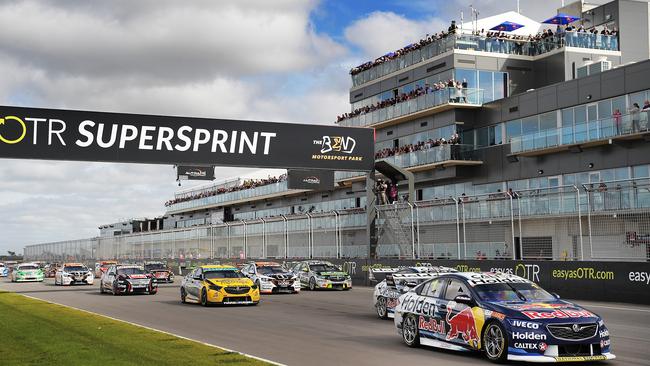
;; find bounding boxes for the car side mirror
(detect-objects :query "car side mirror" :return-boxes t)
[302,268,309,272]
[405,281,418,288]
[193,275,202,281]
[552,292,561,299]
[454,294,474,306]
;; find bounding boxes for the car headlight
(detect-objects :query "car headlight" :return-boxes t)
[260,277,272,282]
[208,284,222,291]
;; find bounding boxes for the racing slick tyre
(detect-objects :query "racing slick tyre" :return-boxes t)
[483,321,508,363]
[200,288,209,307]
[402,313,420,347]
[309,277,317,291]
[112,281,120,296]
[376,296,388,319]
[180,288,187,303]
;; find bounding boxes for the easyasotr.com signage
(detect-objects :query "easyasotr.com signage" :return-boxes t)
[0,105,374,171]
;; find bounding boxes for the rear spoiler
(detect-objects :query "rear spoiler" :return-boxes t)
[369,266,457,286]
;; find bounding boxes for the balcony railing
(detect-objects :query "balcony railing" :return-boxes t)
[377,144,479,169]
[510,112,650,154]
[338,88,482,128]
[351,32,619,87]
[166,180,296,212]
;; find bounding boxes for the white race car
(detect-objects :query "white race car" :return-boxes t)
[240,261,300,294]
[373,266,457,319]
[55,263,94,286]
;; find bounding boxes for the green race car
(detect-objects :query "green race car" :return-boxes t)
[11,263,44,282]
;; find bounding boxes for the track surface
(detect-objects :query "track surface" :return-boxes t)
[1,278,649,366]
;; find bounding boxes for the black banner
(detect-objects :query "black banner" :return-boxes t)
[287,169,334,190]
[318,258,650,305]
[0,105,374,171]
[177,165,214,181]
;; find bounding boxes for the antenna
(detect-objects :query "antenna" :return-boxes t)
[516,0,521,14]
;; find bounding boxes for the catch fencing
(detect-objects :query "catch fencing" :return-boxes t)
[24,209,367,262]
[375,178,650,261]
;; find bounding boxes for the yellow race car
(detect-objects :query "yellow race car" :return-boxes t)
[180,265,260,306]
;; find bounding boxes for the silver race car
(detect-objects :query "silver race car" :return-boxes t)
[291,260,352,290]
[373,266,457,319]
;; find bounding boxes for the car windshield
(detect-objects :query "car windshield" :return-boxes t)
[145,264,166,270]
[64,266,87,272]
[204,270,243,279]
[474,282,556,302]
[309,264,340,272]
[117,267,146,275]
[257,266,285,275]
[19,265,39,270]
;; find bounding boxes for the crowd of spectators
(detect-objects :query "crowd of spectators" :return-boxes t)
[165,174,287,207]
[337,79,468,122]
[375,134,461,159]
[350,21,619,76]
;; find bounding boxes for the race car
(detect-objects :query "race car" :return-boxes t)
[0,262,9,277]
[144,261,175,283]
[54,263,94,286]
[44,263,60,278]
[95,260,118,278]
[180,265,260,306]
[99,264,157,295]
[10,263,44,282]
[373,266,457,319]
[291,260,352,290]
[393,272,615,363]
[240,261,300,294]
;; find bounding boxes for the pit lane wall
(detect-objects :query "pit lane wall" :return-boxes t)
[324,259,650,305]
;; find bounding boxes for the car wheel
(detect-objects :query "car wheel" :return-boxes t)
[99,282,105,294]
[483,321,508,363]
[200,288,209,307]
[309,277,316,291]
[180,288,187,303]
[402,313,420,347]
[112,281,120,296]
[376,296,388,319]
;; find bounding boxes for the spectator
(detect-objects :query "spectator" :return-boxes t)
[629,103,641,133]
[613,109,622,134]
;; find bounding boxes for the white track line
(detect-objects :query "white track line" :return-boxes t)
[18,293,286,366]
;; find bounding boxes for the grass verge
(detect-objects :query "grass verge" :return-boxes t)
[0,291,272,366]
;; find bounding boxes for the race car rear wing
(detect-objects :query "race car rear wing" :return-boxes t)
[369,266,457,287]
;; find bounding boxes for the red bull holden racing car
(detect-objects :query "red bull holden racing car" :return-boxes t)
[394,272,614,363]
[372,265,457,319]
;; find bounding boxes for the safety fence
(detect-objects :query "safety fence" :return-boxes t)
[375,178,650,261]
[24,210,367,262]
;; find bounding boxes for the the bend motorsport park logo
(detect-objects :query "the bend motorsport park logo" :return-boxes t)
[0,116,27,144]
[311,135,364,162]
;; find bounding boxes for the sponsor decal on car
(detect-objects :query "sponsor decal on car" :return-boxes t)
[514,341,547,351]
[484,310,506,321]
[512,331,547,341]
[522,308,595,320]
[510,320,540,329]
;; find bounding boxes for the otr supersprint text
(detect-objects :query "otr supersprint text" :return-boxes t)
[0,116,277,155]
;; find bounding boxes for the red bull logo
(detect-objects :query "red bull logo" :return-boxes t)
[446,306,479,343]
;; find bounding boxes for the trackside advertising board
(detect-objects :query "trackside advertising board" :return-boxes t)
[316,259,650,305]
[0,105,374,171]
[177,165,214,181]
[287,169,335,190]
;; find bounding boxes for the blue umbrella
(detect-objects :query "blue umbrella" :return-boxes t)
[542,13,580,25]
[490,21,525,32]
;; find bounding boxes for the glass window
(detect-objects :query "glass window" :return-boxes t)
[476,127,489,147]
[495,72,507,100]
[574,106,587,124]
[539,112,557,131]
[506,119,521,140]
[598,100,612,120]
[444,279,470,300]
[456,69,477,89]
[612,96,626,116]
[630,91,647,109]
[615,167,630,180]
[521,116,539,134]
[479,71,493,102]
[492,123,503,145]
[561,108,574,127]
[425,279,446,298]
[633,165,649,178]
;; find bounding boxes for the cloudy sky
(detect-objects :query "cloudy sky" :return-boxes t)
[0,0,583,254]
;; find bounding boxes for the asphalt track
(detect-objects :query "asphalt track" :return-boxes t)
[1,279,649,366]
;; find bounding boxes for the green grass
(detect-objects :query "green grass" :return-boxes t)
[0,291,271,366]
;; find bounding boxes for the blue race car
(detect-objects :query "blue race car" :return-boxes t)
[394,272,615,363]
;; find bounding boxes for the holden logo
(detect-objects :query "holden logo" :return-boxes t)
[572,324,581,332]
